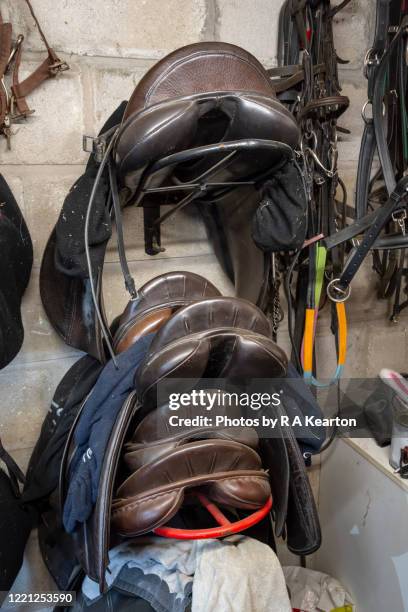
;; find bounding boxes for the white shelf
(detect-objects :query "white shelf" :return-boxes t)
[344,437,408,493]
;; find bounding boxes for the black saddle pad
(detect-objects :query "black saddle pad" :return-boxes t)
[0,174,33,369]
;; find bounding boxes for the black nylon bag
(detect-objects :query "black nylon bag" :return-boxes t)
[252,160,307,252]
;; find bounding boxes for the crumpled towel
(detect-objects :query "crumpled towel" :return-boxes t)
[193,535,291,612]
[82,536,291,612]
[283,566,354,612]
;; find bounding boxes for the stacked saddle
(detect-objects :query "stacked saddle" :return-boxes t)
[112,401,271,537]
[27,42,322,594]
[109,271,287,537]
[44,272,320,590]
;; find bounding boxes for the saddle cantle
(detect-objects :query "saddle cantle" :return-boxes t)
[136,295,287,405]
[40,42,300,363]
[112,270,221,353]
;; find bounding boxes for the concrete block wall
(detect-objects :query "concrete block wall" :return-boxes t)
[0,0,404,594]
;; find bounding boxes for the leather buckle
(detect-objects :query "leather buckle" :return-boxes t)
[363,47,381,78]
[83,135,106,163]
[9,95,35,122]
[392,209,407,235]
[392,209,407,222]
[48,60,70,76]
[6,35,24,73]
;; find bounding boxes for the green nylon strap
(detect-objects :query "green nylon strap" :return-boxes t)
[314,245,327,306]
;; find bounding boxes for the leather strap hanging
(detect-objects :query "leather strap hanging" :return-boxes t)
[0,0,69,145]
[10,0,69,120]
[354,0,408,320]
[274,0,351,386]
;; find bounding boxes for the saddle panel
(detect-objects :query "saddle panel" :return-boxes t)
[200,186,270,304]
[116,92,299,199]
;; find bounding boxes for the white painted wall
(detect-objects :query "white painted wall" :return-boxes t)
[315,440,408,612]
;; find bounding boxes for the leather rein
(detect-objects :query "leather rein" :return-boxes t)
[354,0,408,322]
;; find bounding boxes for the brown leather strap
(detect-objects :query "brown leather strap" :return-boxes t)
[299,95,350,120]
[268,63,326,94]
[0,22,12,76]
[0,22,12,126]
[23,0,52,52]
[10,0,69,119]
[11,46,65,118]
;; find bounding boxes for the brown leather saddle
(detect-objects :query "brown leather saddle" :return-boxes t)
[35,43,319,593]
[40,41,299,363]
[49,271,320,591]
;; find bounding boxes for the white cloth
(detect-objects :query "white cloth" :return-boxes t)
[192,535,291,612]
[283,566,354,612]
[82,536,291,612]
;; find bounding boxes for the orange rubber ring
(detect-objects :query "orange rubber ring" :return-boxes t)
[153,496,273,540]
